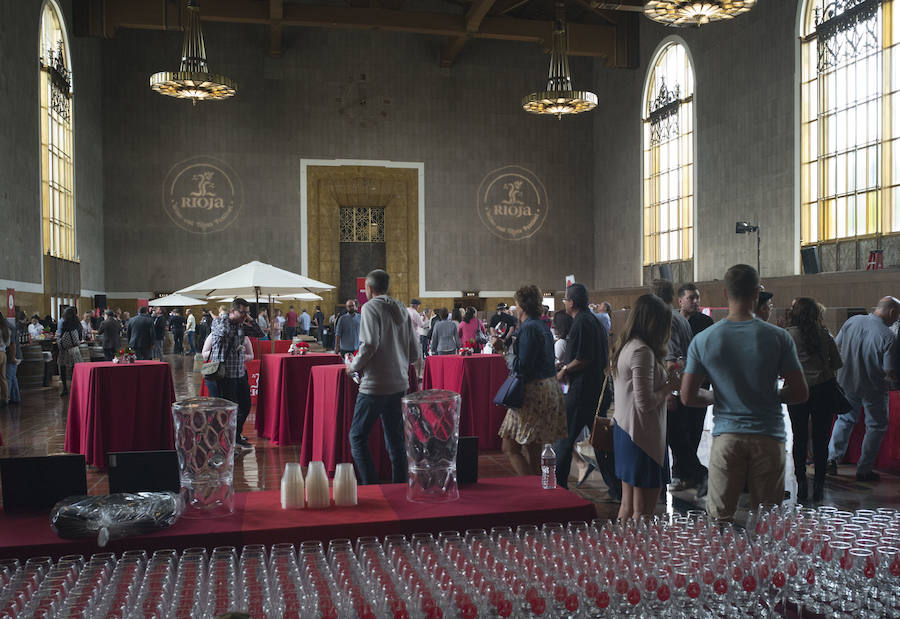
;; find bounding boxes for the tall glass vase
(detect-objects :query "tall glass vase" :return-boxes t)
[402,389,461,503]
[171,396,237,518]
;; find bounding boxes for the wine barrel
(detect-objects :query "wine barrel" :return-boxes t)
[19,344,44,389]
[91,344,105,361]
[78,342,90,363]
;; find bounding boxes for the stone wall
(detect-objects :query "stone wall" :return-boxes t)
[100,24,596,299]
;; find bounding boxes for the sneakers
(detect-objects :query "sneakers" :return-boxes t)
[826,459,838,476]
[235,436,254,453]
[856,470,880,482]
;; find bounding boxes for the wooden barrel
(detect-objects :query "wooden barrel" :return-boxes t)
[78,342,90,363]
[19,344,44,389]
[91,344,105,361]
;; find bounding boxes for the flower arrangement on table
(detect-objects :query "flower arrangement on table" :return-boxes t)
[288,341,310,356]
[113,346,137,364]
[459,340,476,356]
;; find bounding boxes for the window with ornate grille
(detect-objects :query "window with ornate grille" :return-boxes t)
[40,0,76,262]
[800,0,899,243]
[642,41,694,267]
[339,207,385,243]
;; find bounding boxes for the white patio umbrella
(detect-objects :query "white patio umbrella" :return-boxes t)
[147,293,207,307]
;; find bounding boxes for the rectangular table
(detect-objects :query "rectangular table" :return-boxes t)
[254,353,343,445]
[300,364,417,481]
[423,354,509,451]
[248,338,294,359]
[0,477,595,560]
[63,361,176,468]
[845,391,900,473]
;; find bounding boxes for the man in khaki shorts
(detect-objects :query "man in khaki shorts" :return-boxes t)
[680,264,808,522]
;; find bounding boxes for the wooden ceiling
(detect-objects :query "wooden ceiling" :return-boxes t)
[74,0,642,68]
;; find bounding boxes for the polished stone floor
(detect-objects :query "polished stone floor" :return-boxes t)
[1,353,898,520]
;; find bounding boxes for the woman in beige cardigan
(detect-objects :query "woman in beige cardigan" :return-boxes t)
[612,294,679,520]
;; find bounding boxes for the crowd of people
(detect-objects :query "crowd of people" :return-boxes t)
[3,262,896,523]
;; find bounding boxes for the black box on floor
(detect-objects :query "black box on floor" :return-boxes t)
[0,454,87,511]
[457,436,478,484]
[107,450,180,494]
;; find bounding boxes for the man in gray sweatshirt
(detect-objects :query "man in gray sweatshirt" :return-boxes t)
[348,269,421,484]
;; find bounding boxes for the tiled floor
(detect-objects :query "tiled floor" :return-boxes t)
[1,353,898,521]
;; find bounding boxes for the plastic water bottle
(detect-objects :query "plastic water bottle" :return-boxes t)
[541,444,557,489]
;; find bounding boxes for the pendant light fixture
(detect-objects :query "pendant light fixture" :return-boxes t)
[150,0,236,104]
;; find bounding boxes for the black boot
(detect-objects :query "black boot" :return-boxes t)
[812,476,824,502]
[796,475,808,501]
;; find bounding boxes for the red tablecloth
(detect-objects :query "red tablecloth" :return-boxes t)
[0,477,594,559]
[63,361,176,468]
[255,353,343,445]
[423,354,509,450]
[845,391,900,473]
[249,338,294,359]
[200,360,262,406]
[299,364,417,481]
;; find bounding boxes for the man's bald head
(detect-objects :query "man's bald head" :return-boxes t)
[875,296,900,325]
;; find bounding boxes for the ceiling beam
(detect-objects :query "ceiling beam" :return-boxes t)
[90,1,630,65]
[269,0,283,58]
[440,0,497,68]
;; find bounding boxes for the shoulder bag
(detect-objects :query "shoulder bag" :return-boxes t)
[812,377,852,415]
[589,374,615,453]
[493,373,524,409]
[201,333,232,381]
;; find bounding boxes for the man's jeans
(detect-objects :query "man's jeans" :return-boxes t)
[828,390,889,474]
[219,374,251,438]
[152,339,163,360]
[555,396,596,488]
[186,331,196,354]
[349,391,406,485]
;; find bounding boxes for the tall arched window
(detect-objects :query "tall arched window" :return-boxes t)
[800,0,899,244]
[40,0,75,262]
[642,40,694,268]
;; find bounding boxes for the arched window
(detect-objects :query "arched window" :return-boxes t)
[800,0,899,244]
[642,40,694,268]
[40,0,75,262]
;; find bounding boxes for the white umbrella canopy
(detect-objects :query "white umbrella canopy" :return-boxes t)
[147,293,207,307]
[210,293,322,303]
[176,260,334,298]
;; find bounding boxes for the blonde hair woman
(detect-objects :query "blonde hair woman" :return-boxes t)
[611,293,678,519]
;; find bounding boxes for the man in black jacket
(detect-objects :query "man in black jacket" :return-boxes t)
[168,310,186,354]
[98,310,121,361]
[151,308,167,360]
[127,307,154,360]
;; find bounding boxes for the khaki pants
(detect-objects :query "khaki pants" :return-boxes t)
[707,432,785,522]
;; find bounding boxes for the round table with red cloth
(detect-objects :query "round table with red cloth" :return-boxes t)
[63,361,176,468]
[300,364,418,482]
[844,391,900,473]
[254,353,343,445]
[199,360,262,406]
[248,338,293,359]
[422,354,509,451]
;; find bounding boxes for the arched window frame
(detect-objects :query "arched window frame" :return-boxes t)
[39,0,76,262]
[799,0,899,246]
[641,37,696,276]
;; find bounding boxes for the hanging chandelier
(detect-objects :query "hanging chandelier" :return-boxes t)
[150,0,236,104]
[644,1,756,26]
[522,4,597,119]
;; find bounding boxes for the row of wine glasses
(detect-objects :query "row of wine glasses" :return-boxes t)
[1,504,897,617]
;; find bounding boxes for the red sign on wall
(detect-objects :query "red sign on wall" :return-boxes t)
[6,289,14,318]
[357,277,368,308]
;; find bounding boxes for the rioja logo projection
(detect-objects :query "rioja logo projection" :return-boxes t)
[162,156,243,234]
[476,166,548,240]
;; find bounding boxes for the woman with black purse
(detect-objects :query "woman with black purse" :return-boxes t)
[787,297,844,502]
[497,285,567,475]
[57,307,83,396]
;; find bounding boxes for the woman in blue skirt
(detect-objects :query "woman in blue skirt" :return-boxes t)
[611,294,679,520]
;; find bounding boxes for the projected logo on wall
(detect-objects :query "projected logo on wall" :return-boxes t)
[476,166,548,241]
[162,156,242,234]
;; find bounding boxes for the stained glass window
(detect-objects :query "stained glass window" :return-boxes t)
[40,0,75,261]
[800,0,899,243]
[642,42,694,266]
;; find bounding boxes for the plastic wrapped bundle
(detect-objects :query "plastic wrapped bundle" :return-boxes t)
[50,492,183,547]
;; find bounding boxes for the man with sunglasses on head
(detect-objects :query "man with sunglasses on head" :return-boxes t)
[210,298,264,452]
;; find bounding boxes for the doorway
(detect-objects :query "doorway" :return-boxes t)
[338,207,386,304]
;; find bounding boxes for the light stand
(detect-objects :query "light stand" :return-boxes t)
[735,221,761,275]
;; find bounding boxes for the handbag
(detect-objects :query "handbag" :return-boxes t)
[200,335,231,381]
[812,377,852,415]
[589,374,615,453]
[58,329,79,352]
[493,373,524,409]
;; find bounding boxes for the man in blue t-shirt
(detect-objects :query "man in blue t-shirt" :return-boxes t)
[681,264,808,523]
